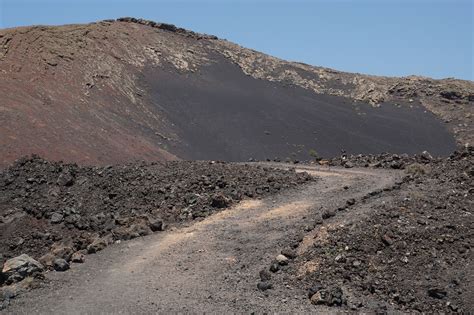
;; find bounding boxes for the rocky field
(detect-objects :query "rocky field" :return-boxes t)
[0,15,472,314]
[0,150,472,312]
[280,147,473,313]
[0,156,312,286]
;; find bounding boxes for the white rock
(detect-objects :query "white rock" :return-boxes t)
[276,254,288,265]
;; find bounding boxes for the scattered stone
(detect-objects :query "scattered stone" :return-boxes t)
[148,218,164,232]
[113,221,150,240]
[51,244,74,261]
[381,234,394,246]
[307,283,323,298]
[38,253,56,268]
[310,287,345,306]
[310,291,325,305]
[269,262,280,273]
[257,281,273,291]
[71,252,85,263]
[346,198,356,206]
[334,254,346,263]
[87,237,109,254]
[259,269,271,281]
[322,209,336,219]
[56,172,74,186]
[427,288,447,299]
[1,254,43,284]
[314,216,323,225]
[50,212,64,224]
[447,302,458,311]
[420,151,433,161]
[281,248,297,259]
[275,254,289,265]
[344,162,354,168]
[53,258,69,272]
[210,193,230,208]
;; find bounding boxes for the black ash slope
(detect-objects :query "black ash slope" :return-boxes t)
[142,57,456,161]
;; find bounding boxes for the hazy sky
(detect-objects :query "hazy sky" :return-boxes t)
[1,0,472,80]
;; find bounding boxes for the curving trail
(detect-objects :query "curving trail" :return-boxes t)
[6,164,402,314]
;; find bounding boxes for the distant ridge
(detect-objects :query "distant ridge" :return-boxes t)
[0,18,471,167]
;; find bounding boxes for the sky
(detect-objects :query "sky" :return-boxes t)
[0,0,472,80]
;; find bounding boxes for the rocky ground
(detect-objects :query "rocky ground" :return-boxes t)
[0,151,472,313]
[282,147,473,313]
[327,149,440,169]
[0,156,312,285]
[1,161,401,313]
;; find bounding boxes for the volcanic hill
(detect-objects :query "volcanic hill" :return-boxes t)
[1,18,472,167]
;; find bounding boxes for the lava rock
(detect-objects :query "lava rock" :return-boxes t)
[281,248,297,259]
[87,236,110,254]
[335,254,346,263]
[148,218,164,232]
[310,291,325,305]
[71,252,85,263]
[210,193,230,208]
[381,234,394,246]
[50,212,64,224]
[53,258,69,271]
[51,244,74,261]
[314,216,323,225]
[308,283,323,298]
[427,288,447,299]
[420,151,433,161]
[269,262,280,273]
[322,209,336,219]
[257,281,273,291]
[57,172,74,186]
[310,287,345,307]
[259,269,272,281]
[38,253,56,268]
[2,254,43,284]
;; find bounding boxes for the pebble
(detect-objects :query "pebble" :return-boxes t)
[53,258,70,272]
[281,248,297,259]
[259,269,271,281]
[276,254,289,265]
[270,263,280,273]
[335,254,346,263]
[257,281,272,291]
[50,213,64,224]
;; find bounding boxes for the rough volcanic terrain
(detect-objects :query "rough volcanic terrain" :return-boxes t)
[1,18,471,167]
[278,147,473,313]
[1,162,401,313]
[0,16,472,314]
[0,151,472,313]
[0,156,311,275]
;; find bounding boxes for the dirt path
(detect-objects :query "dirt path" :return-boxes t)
[5,165,402,314]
